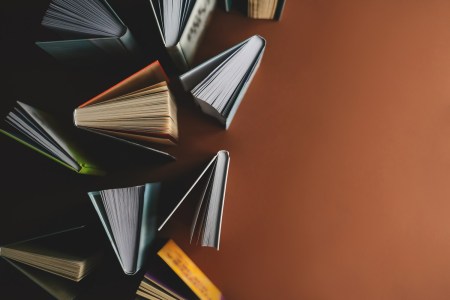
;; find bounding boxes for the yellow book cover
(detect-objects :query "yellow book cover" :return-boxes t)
[157,240,224,300]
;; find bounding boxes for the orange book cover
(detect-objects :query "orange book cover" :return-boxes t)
[78,60,169,108]
[157,240,224,300]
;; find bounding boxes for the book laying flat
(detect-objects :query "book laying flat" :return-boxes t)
[74,61,178,159]
[88,182,161,275]
[136,239,224,300]
[36,0,139,63]
[180,35,266,129]
[158,151,230,250]
[0,226,102,300]
[224,0,285,20]
[149,0,217,71]
[0,101,104,175]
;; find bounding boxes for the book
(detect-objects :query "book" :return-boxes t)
[136,239,224,300]
[36,0,139,63]
[74,61,178,160]
[224,0,285,20]
[149,0,217,71]
[0,101,104,175]
[158,150,230,250]
[88,182,161,275]
[180,35,265,129]
[0,226,102,300]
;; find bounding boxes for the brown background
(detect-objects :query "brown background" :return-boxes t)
[2,0,450,299]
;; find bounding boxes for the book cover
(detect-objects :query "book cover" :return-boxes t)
[136,239,224,300]
[88,182,161,275]
[36,0,140,63]
[1,101,104,175]
[180,35,266,128]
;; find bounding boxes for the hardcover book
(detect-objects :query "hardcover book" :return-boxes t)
[159,150,230,250]
[74,61,178,160]
[0,226,102,300]
[136,239,224,300]
[224,0,285,20]
[36,0,140,63]
[180,35,265,129]
[149,0,217,71]
[0,101,104,175]
[88,182,161,275]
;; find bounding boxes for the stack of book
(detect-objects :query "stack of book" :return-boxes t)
[1,0,286,297]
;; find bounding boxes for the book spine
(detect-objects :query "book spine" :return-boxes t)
[195,98,227,126]
[135,183,161,272]
[225,36,266,129]
[167,43,190,72]
[178,0,217,70]
[215,150,230,250]
[224,0,232,12]
[0,129,77,173]
[274,0,286,21]
[118,28,141,56]
[78,165,106,176]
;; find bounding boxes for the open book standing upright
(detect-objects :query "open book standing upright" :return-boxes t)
[180,35,266,129]
[159,150,230,250]
[36,0,140,63]
[149,0,217,71]
[88,182,161,275]
[0,226,102,300]
[74,61,178,159]
[0,101,104,175]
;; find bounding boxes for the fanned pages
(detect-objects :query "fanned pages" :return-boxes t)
[3,259,80,300]
[0,101,104,175]
[149,0,217,71]
[88,182,161,274]
[74,61,178,159]
[36,0,139,62]
[136,240,224,300]
[180,35,266,129]
[224,0,285,20]
[0,226,102,299]
[158,151,230,250]
[247,0,286,20]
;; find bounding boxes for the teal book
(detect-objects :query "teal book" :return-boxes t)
[1,101,104,175]
[88,182,161,275]
[180,35,266,129]
[36,0,140,63]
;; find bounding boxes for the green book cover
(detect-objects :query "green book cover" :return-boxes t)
[1,101,104,175]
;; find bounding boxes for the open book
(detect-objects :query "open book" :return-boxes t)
[0,101,104,175]
[0,226,102,300]
[149,0,217,71]
[159,151,230,250]
[88,182,161,275]
[74,61,178,159]
[36,0,139,62]
[180,35,266,129]
[224,0,285,20]
[136,239,224,300]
